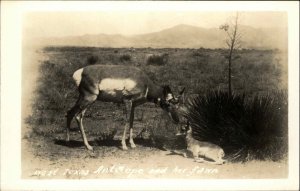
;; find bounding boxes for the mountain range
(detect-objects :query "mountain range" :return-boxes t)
[34,24,287,49]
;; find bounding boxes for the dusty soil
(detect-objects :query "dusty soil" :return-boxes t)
[22,130,288,179]
[21,47,288,180]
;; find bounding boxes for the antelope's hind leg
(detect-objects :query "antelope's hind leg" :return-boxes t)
[194,157,205,163]
[201,155,226,165]
[66,96,83,142]
[76,108,94,151]
[215,159,226,165]
[67,95,97,150]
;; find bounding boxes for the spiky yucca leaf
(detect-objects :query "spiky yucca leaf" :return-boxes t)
[183,91,288,162]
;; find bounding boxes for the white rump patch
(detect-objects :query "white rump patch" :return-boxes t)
[99,78,137,96]
[73,68,83,86]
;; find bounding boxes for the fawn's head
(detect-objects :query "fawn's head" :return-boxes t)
[158,86,185,124]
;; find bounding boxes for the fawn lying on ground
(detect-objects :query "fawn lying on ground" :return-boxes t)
[173,124,226,165]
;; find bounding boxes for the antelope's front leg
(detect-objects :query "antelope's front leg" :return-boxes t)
[128,89,148,148]
[121,123,129,150]
[193,152,204,163]
[129,103,136,148]
[122,100,136,150]
[122,101,130,150]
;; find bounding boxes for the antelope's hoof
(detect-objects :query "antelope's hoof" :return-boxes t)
[218,160,226,165]
[88,150,96,157]
[130,143,136,148]
[122,146,128,150]
[86,145,94,151]
[195,158,204,163]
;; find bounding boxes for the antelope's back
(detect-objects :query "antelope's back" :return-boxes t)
[72,65,153,101]
[74,65,151,85]
[86,65,150,83]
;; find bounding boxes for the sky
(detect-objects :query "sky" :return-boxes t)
[23,11,287,38]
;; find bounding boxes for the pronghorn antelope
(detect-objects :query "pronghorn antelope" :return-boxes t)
[66,64,185,151]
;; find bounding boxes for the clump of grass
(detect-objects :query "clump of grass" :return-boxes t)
[119,54,131,62]
[146,54,169,66]
[86,55,99,65]
[28,59,81,127]
[182,90,288,162]
[147,115,186,150]
[96,128,117,141]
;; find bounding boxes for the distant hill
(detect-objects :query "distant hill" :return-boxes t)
[34,24,287,49]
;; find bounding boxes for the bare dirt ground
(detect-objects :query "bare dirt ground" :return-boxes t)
[21,48,288,179]
[21,131,287,179]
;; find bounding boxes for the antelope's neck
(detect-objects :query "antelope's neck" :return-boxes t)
[186,131,193,141]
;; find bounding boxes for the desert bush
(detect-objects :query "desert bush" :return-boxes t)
[43,46,98,52]
[145,115,185,150]
[146,54,169,66]
[182,90,288,162]
[119,54,131,62]
[86,55,99,65]
[29,59,82,126]
[96,127,118,141]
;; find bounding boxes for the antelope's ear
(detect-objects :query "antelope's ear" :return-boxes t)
[163,85,173,99]
[177,87,186,99]
[179,87,185,96]
[163,86,170,95]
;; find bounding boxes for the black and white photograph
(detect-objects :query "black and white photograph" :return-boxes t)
[1,1,299,190]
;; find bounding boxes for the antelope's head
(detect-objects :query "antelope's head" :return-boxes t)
[159,86,185,124]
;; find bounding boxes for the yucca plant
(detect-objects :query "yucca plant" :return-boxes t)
[183,90,288,162]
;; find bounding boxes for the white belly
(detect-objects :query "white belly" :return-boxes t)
[99,78,137,96]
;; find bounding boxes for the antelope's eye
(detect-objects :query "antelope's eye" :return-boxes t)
[169,98,179,104]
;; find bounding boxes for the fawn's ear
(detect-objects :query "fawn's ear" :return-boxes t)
[177,87,186,103]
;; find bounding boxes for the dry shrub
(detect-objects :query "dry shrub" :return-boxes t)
[146,54,169,66]
[119,54,131,62]
[86,55,99,65]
